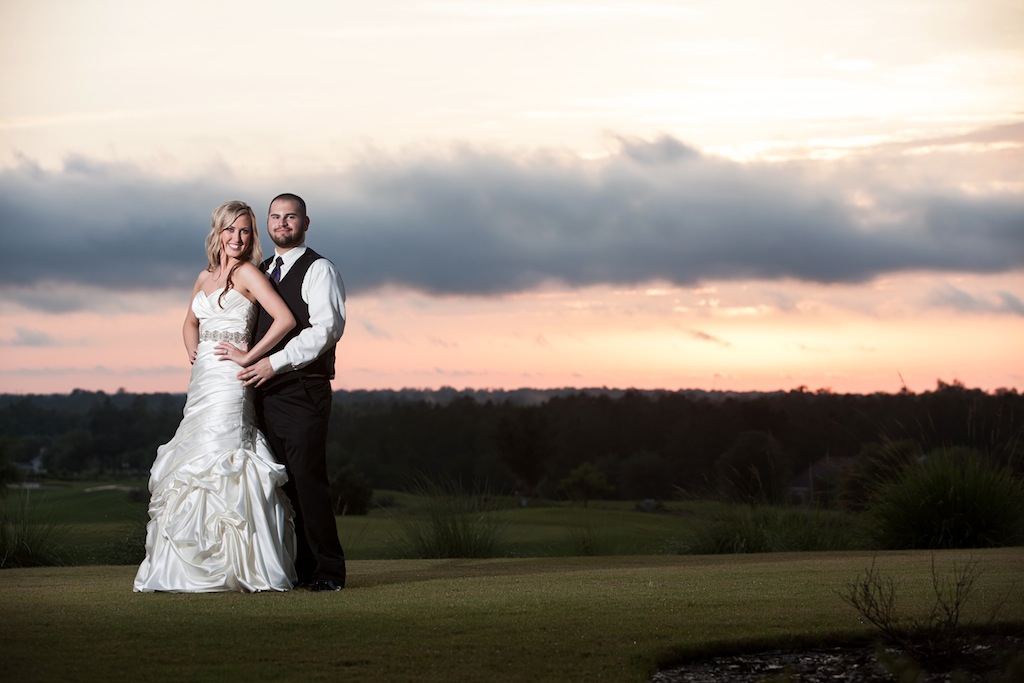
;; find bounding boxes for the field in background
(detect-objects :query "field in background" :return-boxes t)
[2,480,733,563]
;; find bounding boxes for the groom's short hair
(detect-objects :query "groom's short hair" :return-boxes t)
[270,193,307,217]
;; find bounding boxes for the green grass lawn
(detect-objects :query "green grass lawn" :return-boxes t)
[2,549,1022,682]
[4,483,1023,681]
[337,503,705,559]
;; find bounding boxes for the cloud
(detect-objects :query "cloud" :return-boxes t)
[0,364,184,378]
[432,2,704,22]
[1,155,231,296]
[0,327,60,347]
[927,283,1024,317]
[361,320,392,340]
[687,329,731,347]
[1,133,1022,313]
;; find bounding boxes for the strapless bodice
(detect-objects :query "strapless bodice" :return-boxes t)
[192,288,257,345]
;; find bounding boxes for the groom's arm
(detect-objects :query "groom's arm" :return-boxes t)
[269,259,346,374]
[238,259,345,387]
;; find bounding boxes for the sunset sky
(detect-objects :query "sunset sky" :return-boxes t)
[1,0,1022,396]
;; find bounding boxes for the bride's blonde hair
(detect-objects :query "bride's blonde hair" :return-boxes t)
[205,201,262,305]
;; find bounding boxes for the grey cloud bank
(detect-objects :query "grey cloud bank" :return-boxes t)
[1,134,1022,313]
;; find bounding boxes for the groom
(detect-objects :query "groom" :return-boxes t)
[238,192,347,592]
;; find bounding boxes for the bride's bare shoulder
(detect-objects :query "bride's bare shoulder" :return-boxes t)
[233,260,263,281]
[231,261,269,298]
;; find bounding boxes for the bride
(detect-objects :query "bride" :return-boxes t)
[134,200,298,592]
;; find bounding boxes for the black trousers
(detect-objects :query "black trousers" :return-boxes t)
[256,375,346,585]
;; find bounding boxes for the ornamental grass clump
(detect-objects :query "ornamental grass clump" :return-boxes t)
[685,505,857,554]
[865,447,1024,550]
[391,475,510,559]
[0,490,69,568]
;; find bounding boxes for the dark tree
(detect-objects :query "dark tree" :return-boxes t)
[557,462,613,507]
[716,430,791,506]
[495,406,551,494]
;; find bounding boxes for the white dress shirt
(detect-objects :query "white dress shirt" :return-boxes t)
[266,245,347,376]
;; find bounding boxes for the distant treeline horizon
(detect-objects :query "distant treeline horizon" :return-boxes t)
[2,378,1020,407]
[2,379,1021,505]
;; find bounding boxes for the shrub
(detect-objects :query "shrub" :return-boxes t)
[684,505,857,554]
[0,457,22,498]
[835,439,919,512]
[865,447,1024,549]
[839,556,1017,672]
[0,491,69,568]
[390,475,509,559]
[329,463,374,516]
[618,450,675,500]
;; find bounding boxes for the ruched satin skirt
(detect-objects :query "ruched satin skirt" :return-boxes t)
[134,303,297,592]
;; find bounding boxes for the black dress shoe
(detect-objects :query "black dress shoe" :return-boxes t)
[308,578,343,592]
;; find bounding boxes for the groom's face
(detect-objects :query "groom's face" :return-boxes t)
[268,198,309,250]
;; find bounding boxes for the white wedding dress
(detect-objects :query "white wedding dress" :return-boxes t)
[134,289,297,592]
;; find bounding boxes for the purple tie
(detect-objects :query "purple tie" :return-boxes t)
[270,256,283,284]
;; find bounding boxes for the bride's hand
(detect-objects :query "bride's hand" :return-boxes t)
[214,341,246,365]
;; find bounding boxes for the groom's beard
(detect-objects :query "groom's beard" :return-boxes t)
[271,232,304,249]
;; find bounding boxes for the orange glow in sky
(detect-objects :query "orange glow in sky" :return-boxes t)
[1,0,1022,395]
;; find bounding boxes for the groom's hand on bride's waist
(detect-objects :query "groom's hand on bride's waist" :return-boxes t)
[238,357,277,387]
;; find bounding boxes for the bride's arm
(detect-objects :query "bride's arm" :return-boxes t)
[216,263,295,367]
[183,271,205,364]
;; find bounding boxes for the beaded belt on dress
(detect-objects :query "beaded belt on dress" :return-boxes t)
[199,330,249,344]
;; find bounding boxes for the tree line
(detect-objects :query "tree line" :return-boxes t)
[1,381,1021,507]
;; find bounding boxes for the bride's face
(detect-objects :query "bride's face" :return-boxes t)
[221,213,253,260]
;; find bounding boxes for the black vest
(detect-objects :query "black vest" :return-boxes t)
[254,248,337,386]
